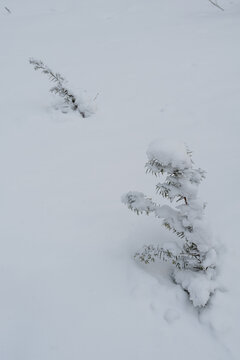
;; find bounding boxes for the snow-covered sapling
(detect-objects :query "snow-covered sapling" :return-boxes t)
[29,58,95,117]
[122,140,218,307]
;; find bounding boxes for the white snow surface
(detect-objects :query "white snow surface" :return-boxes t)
[1,0,240,359]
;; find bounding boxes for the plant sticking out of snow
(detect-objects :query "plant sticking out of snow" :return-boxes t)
[29,58,95,118]
[122,139,218,307]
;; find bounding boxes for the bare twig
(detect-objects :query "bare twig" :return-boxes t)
[93,92,99,101]
[5,6,11,14]
[208,0,224,11]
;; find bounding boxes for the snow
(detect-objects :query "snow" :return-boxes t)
[147,139,192,170]
[164,308,180,324]
[173,269,217,307]
[1,0,240,359]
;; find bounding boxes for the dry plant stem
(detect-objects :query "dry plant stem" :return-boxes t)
[5,7,11,14]
[208,0,224,11]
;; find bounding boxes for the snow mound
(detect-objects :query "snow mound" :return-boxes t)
[147,139,192,170]
[164,309,180,324]
[173,269,217,307]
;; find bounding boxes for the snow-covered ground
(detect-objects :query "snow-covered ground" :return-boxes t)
[1,0,240,359]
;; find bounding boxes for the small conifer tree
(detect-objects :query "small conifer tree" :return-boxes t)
[122,139,218,307]
[29,58,95,117]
